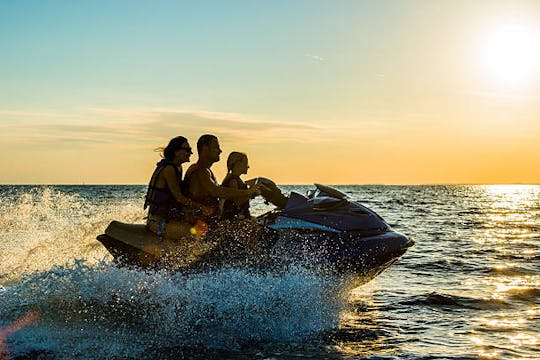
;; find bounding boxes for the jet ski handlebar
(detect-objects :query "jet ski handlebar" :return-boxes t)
[251,179,351,210]
[252,177,289,209]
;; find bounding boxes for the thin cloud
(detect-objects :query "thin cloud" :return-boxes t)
[54,137,111,145]
[88,107,326,144]
[0,119,154,148]
[2,122,127,138]
[0,133,112,148]
[41,124,120,134]
[305,53,325,62]
[88,107,247,123]
[0,110,74,118]
[149,112,324,144]
[0,110,57,117]
[0,107,330,147]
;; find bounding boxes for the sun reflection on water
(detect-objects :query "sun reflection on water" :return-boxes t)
[482,185,539,216]
[471,309,539,358]
[483,184,539,199]
[471,185,539,254]
[480,317,526,329]
[456,186,539,359]
[509,332,538,346]
[469,273,540,357]
[332,286,399,358]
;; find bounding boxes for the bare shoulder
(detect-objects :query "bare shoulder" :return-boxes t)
[190,167,215,187]
[191,167,211,178]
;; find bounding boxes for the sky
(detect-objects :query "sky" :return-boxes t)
[1,0,539,184]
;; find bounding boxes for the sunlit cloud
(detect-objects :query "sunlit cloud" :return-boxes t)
[87,107,250,123]
[0,134,113,148]
[0,107,330,148]
[88,107,327,144]
[0,113,153,149]
[40,124,121,134]
[150,113,324,144]
[1,106,437,151]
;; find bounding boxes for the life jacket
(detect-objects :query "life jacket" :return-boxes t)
[184,162,220,223]
[144,159,185,221]
[221,173,251,220]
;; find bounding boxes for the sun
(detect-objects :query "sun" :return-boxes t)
[477,21,540,88]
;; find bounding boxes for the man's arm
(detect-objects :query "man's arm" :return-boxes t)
[197,169,258,200]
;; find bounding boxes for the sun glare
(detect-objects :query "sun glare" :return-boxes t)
[478,21,540,88]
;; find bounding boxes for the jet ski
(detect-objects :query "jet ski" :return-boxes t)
[97,183,414,282]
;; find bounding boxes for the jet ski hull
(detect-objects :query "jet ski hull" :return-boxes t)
[96,220,414,280]
[96,184,414,281]
[266,227,413,280]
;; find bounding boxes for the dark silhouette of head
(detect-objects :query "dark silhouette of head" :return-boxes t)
[227,152,248,172]
[163,136,188,160]
[197,134,218,154]
[196,134,221,164]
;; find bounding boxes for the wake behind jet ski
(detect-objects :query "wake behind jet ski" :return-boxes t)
[97,183,414,283]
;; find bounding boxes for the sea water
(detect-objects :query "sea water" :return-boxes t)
[0,185,538,359]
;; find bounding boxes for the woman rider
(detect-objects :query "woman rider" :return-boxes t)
[144,136,208,240]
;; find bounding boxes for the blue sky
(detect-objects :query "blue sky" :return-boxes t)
[1,1,387,112]
[1,1,540,184]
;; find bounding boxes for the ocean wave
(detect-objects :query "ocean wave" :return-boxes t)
[0,260,347,359]
[403,259,480,273]
[0,187,145,282]
[504,287,540,302]
[496,252,540,262]
[399,292,508,310]
[484,265,538,276]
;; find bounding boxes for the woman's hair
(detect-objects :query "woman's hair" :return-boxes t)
[160,136,188,160]
[227,152,247,172]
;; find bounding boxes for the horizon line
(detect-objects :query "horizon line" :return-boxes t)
[1,183,539,186]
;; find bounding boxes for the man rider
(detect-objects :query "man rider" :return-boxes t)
[184,134,260,225]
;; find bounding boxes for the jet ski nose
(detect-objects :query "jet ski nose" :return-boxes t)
[384,232,414,261]
[403,236,415,249]
[389,232,415,253]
